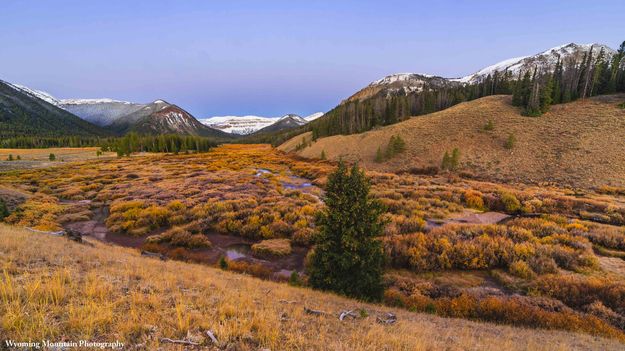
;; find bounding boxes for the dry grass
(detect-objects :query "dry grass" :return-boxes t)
[1,224,624,351]
[0,147,117,171]
[252,239,293,257]
[281,94,625,188]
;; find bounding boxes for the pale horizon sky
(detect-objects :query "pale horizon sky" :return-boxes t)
[1,0,624,117]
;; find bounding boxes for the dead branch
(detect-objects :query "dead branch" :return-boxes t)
[339,310,357,321]
[278,299,297,304]
[375,312,397,324]
[376,312,397,325]
[141,250,167,261]
[304,307,326,316]
[26,227,65,236]
[159,338,199,346]
[205,330,218,344]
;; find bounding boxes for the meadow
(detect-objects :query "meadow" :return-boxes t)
[1,144,625,342]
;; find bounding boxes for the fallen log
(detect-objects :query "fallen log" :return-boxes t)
[141,250,168,261]
[304,307,326,316]
[26,227,65,236]
[376,312,397,325]
[205,330,218,344]
[339,310,357,321]
[159,338,199,346]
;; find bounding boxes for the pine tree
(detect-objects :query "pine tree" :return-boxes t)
[0,198,9,221]
[320,150,326,160]
[374,146,384,163]
[48,153,56,161]
[441,151,451,170]
[308,162,385,301]
[539,76,554,113]
[450,148,461,170]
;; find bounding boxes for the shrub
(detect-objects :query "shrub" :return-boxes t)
[509,260,535,279]
[500,192,521,213]
[251,239,292,257]
[0,199,9,220]
[504,133,516,149]
[463,190,484,210]
[288,271,301,286]
[49,153,56,161]
[441,148,460,171]
[483,120,494,131]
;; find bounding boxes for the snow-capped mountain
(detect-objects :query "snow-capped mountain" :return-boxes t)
[108,99,229,137]
[4,82,61,106]
[201,112,324,135]
[60,99,146,126]
[254,114,309,134]
[304,112,324,121]
[347,73,459,102]
[343,43,615,104]
[455,43,616,84]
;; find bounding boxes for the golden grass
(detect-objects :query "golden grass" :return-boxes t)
[252,239,293,257]
[1,224,624,350]
[281,94,625,189]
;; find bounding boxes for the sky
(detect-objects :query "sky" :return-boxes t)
[1,1,624,117]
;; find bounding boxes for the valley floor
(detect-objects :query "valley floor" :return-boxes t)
[1,224,623,351]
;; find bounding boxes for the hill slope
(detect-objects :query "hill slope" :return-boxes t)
[0,80,110,138]
[1,224,622,350]
[280,94,625,188]
[60,99,147,126]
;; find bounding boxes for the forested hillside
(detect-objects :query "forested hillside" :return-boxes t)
[0,80,110,138]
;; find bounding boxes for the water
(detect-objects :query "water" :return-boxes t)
[225,243,251,260]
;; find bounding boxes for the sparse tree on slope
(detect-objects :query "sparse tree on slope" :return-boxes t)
[308,161,385,301]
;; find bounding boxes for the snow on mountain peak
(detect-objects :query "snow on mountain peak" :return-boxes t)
[60,98,133,105]
[5,82,61,106]
[304,112,324,121]
[370,73,436,86]
[456,42,615,84]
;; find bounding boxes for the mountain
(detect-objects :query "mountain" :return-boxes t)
[304,112,324,121]
[305,42,618,139]
[0,80,110,138]
[201,112,324,135]
[108,100,230,137]
[60,99,146,127]
[254,114,308,134]
[280,93,625,189]
[456,43,616,84]
[345,73,461,103]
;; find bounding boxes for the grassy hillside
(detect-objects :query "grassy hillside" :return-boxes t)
[280,94,625,189]
[0,81,110,138]
[2,224,624,350]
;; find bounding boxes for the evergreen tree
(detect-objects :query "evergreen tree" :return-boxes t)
[374,146,384,163]
[441,151,451,170]
[539,76,554,113]
[0,198,8,221]
[308,162,385,301]
[320,150,326,160]
[48,153,56,161]
[450,148,461,170]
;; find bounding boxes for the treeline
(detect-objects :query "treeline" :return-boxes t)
[100,133,218,156]
[1,133,218,155]
[0,136,109,149]
[513,42,625,115]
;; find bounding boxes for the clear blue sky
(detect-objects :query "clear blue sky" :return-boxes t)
[1,0,623,117]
